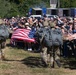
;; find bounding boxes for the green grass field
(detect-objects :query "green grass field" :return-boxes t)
[0,39,76,75]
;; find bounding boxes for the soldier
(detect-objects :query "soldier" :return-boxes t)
[36,20,62,68]
[43,17,49,28]
[49,21,62,68]
[0,19,6,60]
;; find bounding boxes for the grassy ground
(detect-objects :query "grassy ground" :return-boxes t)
[0,39,76,75]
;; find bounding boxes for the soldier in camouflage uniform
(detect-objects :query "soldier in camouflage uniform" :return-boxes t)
[40,38,61,68]
[0,19,6,60]
[39,20,62,68]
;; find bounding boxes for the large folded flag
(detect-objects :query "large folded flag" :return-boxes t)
[11,28,35,44]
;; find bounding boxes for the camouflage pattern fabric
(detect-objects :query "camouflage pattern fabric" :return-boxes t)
[43,20,49,27]
[35,27,63,68]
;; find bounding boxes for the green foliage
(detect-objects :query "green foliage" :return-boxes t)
[60,0,76,8]
[1,0,76,18]
[0,0,50,18]
[0,0,10,18]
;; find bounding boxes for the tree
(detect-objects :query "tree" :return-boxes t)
[60,0,76,8]
[0,0,50,17]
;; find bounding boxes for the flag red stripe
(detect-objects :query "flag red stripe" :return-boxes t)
[11,29,35,43]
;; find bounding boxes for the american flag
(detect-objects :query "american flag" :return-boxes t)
[11,29,36,44]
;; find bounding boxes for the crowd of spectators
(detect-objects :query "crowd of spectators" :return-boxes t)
[1,15,76,57]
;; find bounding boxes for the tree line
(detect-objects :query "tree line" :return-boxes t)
[0,0,76,18]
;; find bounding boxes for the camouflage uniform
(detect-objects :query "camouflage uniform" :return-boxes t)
[40,47,48,65]
[43,18,49,27]
[37,25,62,68]
[48,20,56,28]
[40,45,61,68]
[0,19,6,60]
[0,40,6,60]
[50,46,61,68]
